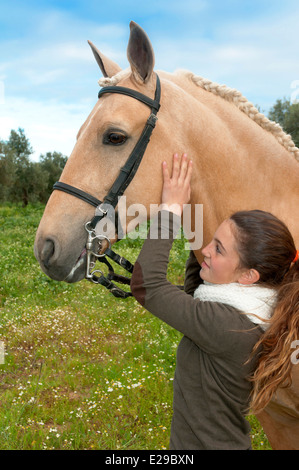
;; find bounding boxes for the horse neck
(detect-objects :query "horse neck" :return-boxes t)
[169,77,299,248]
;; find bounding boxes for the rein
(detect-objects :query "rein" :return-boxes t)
[53,74,161,298]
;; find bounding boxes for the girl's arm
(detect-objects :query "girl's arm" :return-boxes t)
[184,250,203,296]
[130,154,241,355]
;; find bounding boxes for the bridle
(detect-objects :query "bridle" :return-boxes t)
[52,74,161,298]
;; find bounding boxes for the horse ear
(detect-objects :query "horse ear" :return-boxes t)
[88,40,122,78]
[127,21,155,83]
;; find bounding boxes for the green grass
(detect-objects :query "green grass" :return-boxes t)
[0,204,271,450]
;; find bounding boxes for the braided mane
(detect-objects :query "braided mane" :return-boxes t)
[98,69,299,162]
[178,70,299,162]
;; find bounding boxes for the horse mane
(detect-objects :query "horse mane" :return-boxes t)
[179,70,299,162]
[98,69,299,162]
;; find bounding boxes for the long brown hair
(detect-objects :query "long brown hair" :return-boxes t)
[230,210,299,413]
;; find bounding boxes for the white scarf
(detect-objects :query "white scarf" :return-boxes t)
[194,282,277,330]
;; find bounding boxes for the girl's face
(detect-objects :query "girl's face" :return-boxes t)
[200,219,245,285]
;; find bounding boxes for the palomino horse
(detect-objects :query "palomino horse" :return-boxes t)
[34,22,299,449]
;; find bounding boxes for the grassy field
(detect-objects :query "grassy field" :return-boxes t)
[0,204,271,450]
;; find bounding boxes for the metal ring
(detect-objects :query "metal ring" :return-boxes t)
[85,224,112,247]
[96,205,108,216]
[96,234,112,247]
[88,233,112,258]
[90,269,104,284]
[91,250,107,258]
[85,221,95,234]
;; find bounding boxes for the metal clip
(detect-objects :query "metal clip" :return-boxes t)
[84,222,112,280]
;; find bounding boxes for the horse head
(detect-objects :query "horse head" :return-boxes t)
[34,22,187,283]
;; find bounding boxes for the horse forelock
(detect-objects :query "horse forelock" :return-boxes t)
[98,68,131,87]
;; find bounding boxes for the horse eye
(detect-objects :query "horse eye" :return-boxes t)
[104,132,127,146]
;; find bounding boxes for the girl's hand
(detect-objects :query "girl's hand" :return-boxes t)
[161,153,193,216]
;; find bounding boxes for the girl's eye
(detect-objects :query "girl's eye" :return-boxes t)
[216,244,222,254]
[104,132,127,146]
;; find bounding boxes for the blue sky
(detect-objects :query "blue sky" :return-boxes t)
[0,0,298,160]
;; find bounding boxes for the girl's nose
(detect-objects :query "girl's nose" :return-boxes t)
[201,244,209,258]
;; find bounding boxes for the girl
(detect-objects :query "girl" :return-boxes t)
[130,153,299,450]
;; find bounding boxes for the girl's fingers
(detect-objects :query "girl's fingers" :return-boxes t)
[178,153,189,181]
[162,161,170,184]
[185,159,193,185]
[171,153,180,180]
[164,153,192,186]
[161,152,192,207]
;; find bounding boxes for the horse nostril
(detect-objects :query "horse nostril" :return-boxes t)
[41,239,55,270]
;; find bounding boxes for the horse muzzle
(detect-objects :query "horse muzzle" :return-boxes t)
[34,232,87,283]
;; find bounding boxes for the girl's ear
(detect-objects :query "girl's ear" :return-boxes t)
[238,268,260,285]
